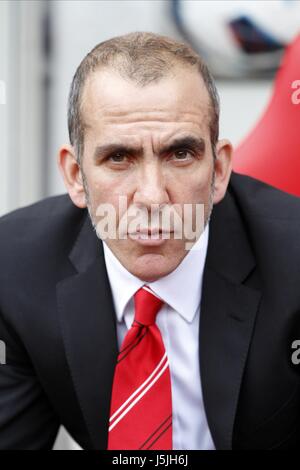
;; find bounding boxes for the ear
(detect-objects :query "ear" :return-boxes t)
[57,144,87,208]
[212,139,233,205]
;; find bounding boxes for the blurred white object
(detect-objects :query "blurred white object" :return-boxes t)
[53,427,82,450]
[172,0,300,77]
[0,0,46,215]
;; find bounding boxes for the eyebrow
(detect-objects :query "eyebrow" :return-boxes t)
[93,136,206,162]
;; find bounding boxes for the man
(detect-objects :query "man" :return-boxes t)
[0,32,299,450]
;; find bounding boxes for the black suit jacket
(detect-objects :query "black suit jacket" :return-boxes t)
[0,173,300,450]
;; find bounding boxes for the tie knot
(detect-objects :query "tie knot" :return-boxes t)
[133,286,164,326]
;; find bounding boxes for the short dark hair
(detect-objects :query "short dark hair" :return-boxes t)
[68,31,220,162]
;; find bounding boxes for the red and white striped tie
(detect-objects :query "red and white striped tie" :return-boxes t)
[107,285,173,450]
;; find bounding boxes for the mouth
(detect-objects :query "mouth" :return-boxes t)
[128,229,174,246]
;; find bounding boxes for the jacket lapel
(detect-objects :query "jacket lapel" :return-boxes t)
[57,215,118,449]
[200,190,262,449]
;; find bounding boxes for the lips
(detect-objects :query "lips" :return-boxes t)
[128,229,174,245]
[129,229,173,238]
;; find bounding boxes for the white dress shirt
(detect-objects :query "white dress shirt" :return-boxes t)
[103,226,215,450]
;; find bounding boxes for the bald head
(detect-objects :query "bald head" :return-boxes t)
[67,31,220,162]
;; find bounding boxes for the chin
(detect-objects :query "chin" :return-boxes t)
[130,253,181,282]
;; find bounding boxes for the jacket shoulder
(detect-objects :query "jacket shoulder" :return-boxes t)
[229,172,300,219]
[0,194,76,224]
[0,194,86,276]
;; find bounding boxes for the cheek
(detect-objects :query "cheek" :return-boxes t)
[167,167,213,204]
[86,173,133,226]
[85,168,126,204]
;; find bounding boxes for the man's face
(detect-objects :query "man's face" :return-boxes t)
[60,66,232,281]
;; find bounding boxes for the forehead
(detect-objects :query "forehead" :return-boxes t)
[81,67,212,142]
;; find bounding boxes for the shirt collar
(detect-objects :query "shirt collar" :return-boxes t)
[103,224,209,324]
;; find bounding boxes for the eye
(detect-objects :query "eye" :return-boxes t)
[109,153,125,163]
[172,149,194,161]
[109,153,127,163]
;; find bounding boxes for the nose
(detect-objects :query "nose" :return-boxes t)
[133,160,169,210]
